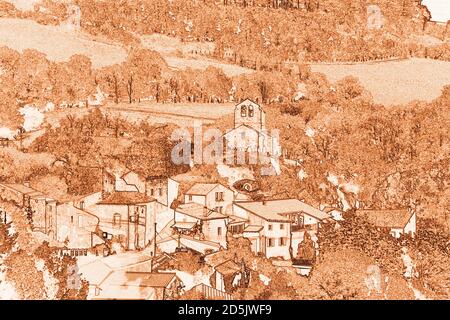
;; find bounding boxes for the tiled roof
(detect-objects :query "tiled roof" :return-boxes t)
[185,183,221,195]
[215,260,241,276]
[175,202,228,220]
[243,225,263,233]
[1,183,40,195]
[103,271,177,288]
[234,199,330,222]
[172,222,197,230]
[228,215,247,225]
[356,209,414,229]
[98,192,155,205]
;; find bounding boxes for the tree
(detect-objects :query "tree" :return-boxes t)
[122,48,167,103]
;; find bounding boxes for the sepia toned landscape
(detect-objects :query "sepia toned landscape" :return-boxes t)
[0,0,448,301]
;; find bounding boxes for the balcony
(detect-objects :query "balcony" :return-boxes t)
[291,224,318,233]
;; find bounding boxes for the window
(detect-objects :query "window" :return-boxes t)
[217,227,222,236]
[215,192,224,201]
[267,238,275,247]
[240,105,247,117]
[150,188,154,196]
[279,238,287,246]
[113,213,121,226]
[268,224,273,231]
[215,206,223,213]
[70,216,74,224]
[79,201,85,210]
[248,105,254,117]
[188,195,193,201]
[296,215,304,228]
[280,223,285,230]
[158,188,163,196]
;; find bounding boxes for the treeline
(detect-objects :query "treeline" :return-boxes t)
[66,0,447,65]
[257,81,449,228]
[0,45,308,129]
[3,0,449,73]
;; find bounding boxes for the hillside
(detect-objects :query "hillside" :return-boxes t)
[311,58,450,105]
[0,18,126,68]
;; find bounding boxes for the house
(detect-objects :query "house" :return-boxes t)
[56,202,104,249]
[184,183,234,214]
[322,206,345,221]
[232,199,331,260]
[103,168,179,209]
[78,251,182,300]
[0,138,11,147]
[223,47,235,60]
[227,214,247,236]
[72,191,103,211]
[173,202,228,249]
[0,182,57,239]
[93,271,181,300]
[356,209,416,238]
[88,192,157,251]
[157,234,222,255]
[211,257,250,293]
[223,99,281,164]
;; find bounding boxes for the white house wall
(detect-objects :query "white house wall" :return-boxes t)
[403,212,416,237]
[174,211,199,224]
[122,172,146,193]
[263,221,291,260]
[184,195,206,206]
[203,219,228,248]
[204,185,234,214]
[167,179,179,209]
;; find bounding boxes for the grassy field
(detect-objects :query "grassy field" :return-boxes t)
[0,18,127,68]
[102,102,236,127]
[141,34,254,77]
[310,58,450,106]
[43,102,235,129]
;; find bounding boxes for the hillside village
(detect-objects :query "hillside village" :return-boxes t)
[0,99,426,300]
[0,0,448,301]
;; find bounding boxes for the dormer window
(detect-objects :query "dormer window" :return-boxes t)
[240,105,247,117]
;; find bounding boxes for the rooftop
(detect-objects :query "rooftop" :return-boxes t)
[98,192,155,205]
[103,271,177,288]
[243,225,263,233]
[0,183,56,200]
[234,199,331,222]
[356,209,414,229]
[215,260,242,276]
[185,183,224,196]
[175,202,228,220]
[228,215,248,225]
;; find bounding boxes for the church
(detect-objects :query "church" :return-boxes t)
[223,99,281,162]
